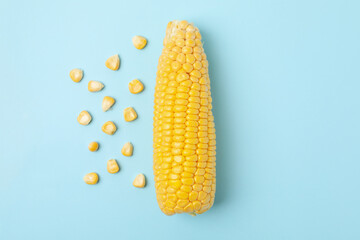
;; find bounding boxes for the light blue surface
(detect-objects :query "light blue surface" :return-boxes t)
[0,0,359,239]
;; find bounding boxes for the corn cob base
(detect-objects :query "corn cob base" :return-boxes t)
[153,20,216,216]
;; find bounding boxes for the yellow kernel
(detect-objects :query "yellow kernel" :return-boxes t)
[169,180,182,189]
[183,149,195,156]
[102,121,117,135]
[163,207,175,216]
[175,30,186,39]
[195,176,205,184]
[181,172,194,178]
[183,63,194,73]
[77,110,92,125]
[175,99,188,105]
[165,200,176,208]
[193,184,203,191]
[186,25,196,33]
[105,54,120,71]
[189,191,198,201]
[190,70,201,78]
[172,166,183,174]
[128,79,144,94]
[193,201,201,211]
[177,86,190,93]
[181,185,192,193]
[195,31,202,39]
[132,35,147,49]
[185,39,195,47]
[184,144,196,150]
[121,142,133,157]
[179,20,189,29]
[102,96,115,112]
[193,61,202,70]
[133,173,146,188]
[83,172,99,185]
[171,61,182,71]
[198,191,207,200]
[176,72,189,82]
[204,180,212,186]
[182,46,193,54]
[88,80,104,92]
[195,169,206,176]
[175,38,185,47]
[203,186,212,193]
[185,155,198,161]
[181,178,194,185]
[177,199,189,208]
[174,155,184,163]
[172,46,182,53]
[176,53,186,64]
[169,51,178,60]
[186,54,196,64]
[176,191,189,199]
[184,167,196,173]
[124,107,137,122]
[169,173,180,180]
[107,159,120,174]
[184,203,194,213]
[88,142,99,152]
[193,46,202,53]
[174,105,187,112]
[197,162,207,168]
[194,53,202,61]
[184,161,197,167]
[69,68,83,82]
[185,122,198,129]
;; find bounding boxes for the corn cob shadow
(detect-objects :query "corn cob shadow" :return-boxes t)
[201,29,229,207]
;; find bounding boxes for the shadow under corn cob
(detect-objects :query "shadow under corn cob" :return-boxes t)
[153,20,216,216]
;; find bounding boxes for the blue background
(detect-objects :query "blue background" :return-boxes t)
[0,0,359,239]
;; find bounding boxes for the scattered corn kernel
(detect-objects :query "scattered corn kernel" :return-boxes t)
[128,79,144,94]
[88,142,99,152]
[77,110,92,125]
[88,80,104,92]
[102,96,115,112]
[102,121,117,135]
[124,107,137,122]
[133,174,146,188]
[132,36,147,50]
[83,172,99,185]
[69,68,83,82]
[107,159,120,174]
[105,54,120,71]
[121,142,133,156]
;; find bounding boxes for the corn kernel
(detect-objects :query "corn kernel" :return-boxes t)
[121,142,133,157]
[128,79,144,94]
[88,80,104,92]
[88,142,99,152]
[133,174,146,188]
[124,107,137,122]
[69,68,83,82]
[83,172,99,185]
[107,159,120,174]
[132,36,147,49]
[102,121,117,135]
[77,111,92,125]
[102,96,115,112]
[105,54,120,71]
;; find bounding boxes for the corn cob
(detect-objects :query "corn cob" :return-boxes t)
[153,20,216,216]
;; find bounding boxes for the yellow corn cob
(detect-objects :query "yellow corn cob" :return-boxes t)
[153,20,216,216]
